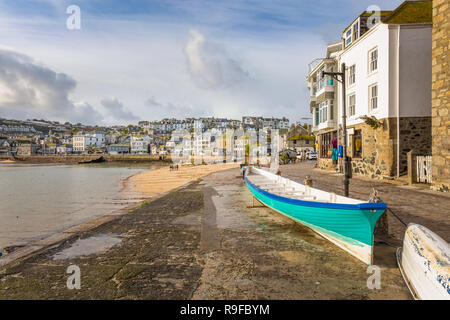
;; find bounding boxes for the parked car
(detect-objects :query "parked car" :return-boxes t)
[306,151,317,160]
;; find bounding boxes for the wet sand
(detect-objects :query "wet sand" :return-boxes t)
[0,166,411,299]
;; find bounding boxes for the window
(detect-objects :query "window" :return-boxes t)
[353,130,362,158]
[369,48,378,73]
[369,84,378,110]
[353,22,359,41]
[317,66,325,90]
[315,107,319,126]
[345,29,352,46]
[320,131,336,159]
[329,100,334,120]
[349,94,356,117]
[349,65,355,85]
[319,101,328,123]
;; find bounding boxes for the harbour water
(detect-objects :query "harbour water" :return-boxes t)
[0,163,161,250]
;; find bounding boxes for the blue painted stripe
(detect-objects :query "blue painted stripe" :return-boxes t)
[245,175,387,211]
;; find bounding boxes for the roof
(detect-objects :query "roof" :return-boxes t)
[382,1,432,24]
[343,10,393,34]
[360,11,393,18]
[108,144,129,147]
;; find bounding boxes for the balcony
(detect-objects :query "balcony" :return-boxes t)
[316,79,335,96]
[317,119,337,131]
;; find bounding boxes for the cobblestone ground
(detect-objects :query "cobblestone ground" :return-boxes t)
[280,161,450,243]
[0,167,415,299]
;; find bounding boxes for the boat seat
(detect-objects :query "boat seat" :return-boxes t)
[274,190,303,194]
[292,195,317,200]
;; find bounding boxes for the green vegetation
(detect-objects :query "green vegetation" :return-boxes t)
[137,201,149,208]
[382,1,432,24]
[361,115,383,130]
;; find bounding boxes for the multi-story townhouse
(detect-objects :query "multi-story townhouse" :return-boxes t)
[306,0,432,179]
[72,131,106,153]
[16,140,37,156]
[72,132,85,152]
[306,40,342,164]
[130,135,151,154]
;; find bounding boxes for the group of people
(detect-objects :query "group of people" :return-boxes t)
[169,164,179,171]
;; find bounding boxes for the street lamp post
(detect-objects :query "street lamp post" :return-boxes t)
[322,63,349,197]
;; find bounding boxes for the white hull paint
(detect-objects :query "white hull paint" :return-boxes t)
[260,201,373,265]
[397,223,450,300]
[312,228,373,266]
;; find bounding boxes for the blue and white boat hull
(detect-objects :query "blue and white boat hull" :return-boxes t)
[245,167,386,265]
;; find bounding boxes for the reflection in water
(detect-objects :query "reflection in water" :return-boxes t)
[52,234,122,260]
[0,164,161,249]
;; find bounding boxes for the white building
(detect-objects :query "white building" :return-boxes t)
[306,1,432,178]
[72,131,106,153]
[130,135,151,154]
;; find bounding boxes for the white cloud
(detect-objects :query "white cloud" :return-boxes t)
[185,29,250,89]
[0,10,327,125]
[100,97,139,122]
[0,47,103,124]
[0,48,75,111]
[72,101,104,124]
[145,96,205,120]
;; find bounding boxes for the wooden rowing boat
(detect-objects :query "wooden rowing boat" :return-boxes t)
[244,167,386,265]
[396,223,449,300]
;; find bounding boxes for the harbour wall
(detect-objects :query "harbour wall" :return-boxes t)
[0,154,172,163]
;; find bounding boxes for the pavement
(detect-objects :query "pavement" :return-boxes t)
[0,165,419,299]
[280,162,450,243]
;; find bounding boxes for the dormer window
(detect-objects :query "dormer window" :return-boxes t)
[353,22,359,41]
[345,29,352,46]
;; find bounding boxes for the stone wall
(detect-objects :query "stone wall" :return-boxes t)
[345,118,396,179]
[344,117,430,180]
[431,0,450,192]
[398,117,432,173]
[318,157,335,171]
[0,154,171,163]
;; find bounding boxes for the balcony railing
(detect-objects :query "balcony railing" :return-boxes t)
[316,79,335,96]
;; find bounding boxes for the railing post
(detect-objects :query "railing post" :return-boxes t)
[407,149,417,185]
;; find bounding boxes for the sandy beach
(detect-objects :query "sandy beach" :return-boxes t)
[128,163,240,198]
[0,160,15,163]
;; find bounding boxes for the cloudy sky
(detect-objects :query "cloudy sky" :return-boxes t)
[0,0,404,125]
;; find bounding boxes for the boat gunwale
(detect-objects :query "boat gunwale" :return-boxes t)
[245,173,387,211]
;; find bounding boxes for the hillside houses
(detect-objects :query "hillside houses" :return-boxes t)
[0,114,292,157]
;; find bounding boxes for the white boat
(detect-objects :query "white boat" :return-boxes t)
[397,223,450,300]
[245,167,387,265]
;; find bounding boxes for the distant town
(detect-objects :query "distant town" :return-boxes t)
[0,116,314,157]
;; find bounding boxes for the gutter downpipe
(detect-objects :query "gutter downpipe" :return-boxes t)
[396,25,400,178]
